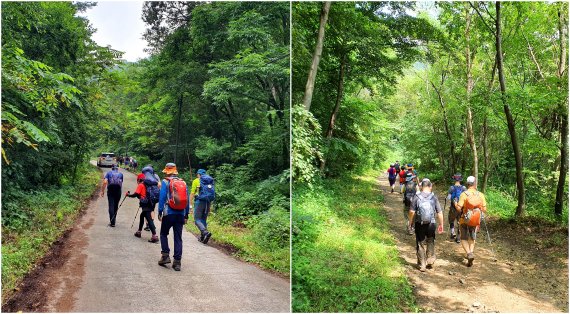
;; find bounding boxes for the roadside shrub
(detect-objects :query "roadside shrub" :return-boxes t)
[252,207,290,250]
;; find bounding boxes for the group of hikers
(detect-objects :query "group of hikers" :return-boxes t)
[387,162,488,272]
[117,156,138,171]
[100,162,215,271]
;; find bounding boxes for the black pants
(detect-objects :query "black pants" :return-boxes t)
[138,210,156,234]
[107,188,122,225]
[415,222,436,265]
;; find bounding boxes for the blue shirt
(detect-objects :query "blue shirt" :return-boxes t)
[104,170,123,192]
[158,178,190,217]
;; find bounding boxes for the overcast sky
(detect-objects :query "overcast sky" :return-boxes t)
[79,1,149,62]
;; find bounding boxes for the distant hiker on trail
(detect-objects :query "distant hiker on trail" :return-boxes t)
[408,178,444,272]
[191,169,216,244]
[100,165,124,227]
[127,173,159,243]
[157,163,190,271]
[387,164,398,193]
[394,161,400,175]
[447,173,466,243]
[125,157,131,170]
[398,165,406,193]
[454,176,487,267]
[118,156,123,167]
[403,172,418,234]
[132,158,138,171]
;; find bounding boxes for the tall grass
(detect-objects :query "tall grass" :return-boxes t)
[292,170,417,312]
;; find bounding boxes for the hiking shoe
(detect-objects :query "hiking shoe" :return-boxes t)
[144,226,151,231]
[172,259,181,271]
[108,223,115,227]
[467,253,474,267]
[158,253,171,266]
[419,264,426,272]
[202,232,212,244]
[148,235,159,243]
[134,231,142,238]
[455,237,461,244]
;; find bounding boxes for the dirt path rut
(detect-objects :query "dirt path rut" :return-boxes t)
[378,174,567,313]
[5,164,290,313]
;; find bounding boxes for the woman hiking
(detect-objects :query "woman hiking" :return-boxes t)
[127,173,159,243]
[387,164,398,193]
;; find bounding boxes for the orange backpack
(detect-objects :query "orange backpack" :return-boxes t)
[460,191,483,227]
[166,177,188,210]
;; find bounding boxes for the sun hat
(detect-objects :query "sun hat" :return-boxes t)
[162,163,178,175]
[452,173,463,181]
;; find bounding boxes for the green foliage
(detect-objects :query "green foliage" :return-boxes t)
[251,207,290,250]
[292,104,323,184]
[1,165,99,299]
[292,171,417,312]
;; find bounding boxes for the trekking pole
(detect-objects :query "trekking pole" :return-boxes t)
[111,192,129,224]
[481,212,498,262]
[130,207,141,229]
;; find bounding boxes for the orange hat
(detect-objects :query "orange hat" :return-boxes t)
[162,162,178,175]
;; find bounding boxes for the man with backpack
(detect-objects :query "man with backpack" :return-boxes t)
[127,173,159,243]
[141,165,161,231]
[398,165,406,194]
[408,178,444,272]
[447,173,466,243]
[454,176,487,267]
[402,172,418,234]
[394,161,400,175]
[190,169,216,244]
[387,164,398,193]
[157,163,190,271]
[100,165,124,227]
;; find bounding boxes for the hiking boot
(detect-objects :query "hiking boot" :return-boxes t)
[467,253,475,267]
[419,264,427,272]
[172,259,181,271]
[134,231,142,238]
[202,232,212,244]
[148,235,159,243]
[455,236,461,244]
[108,223,115,227]
[158,253,171,266]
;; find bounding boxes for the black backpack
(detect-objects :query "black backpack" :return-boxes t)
[404,181,417,205]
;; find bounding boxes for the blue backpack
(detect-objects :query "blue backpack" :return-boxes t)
[108,171,123,187]
[141,168,160,206]
[196,175,215,202]
[450,185,465,204]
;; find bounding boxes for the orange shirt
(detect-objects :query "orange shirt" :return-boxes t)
[134,183,146,199]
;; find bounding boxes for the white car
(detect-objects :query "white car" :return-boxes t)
[97,153,116,167]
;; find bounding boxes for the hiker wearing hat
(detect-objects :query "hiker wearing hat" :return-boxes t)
[408,178,444,272]
[190,168,215,244]
[402,172,418,234]
[398,165,406,193]
[127,173,159,243]
[387,164,398,193]
[157,163,190,271]
[407,163,418,183]
[100,164,124,227]
[447,173,466,243]
[454,176,487,267]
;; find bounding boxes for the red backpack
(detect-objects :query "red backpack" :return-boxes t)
[166,177,188,210]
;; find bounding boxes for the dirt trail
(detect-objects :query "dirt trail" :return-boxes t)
[378,174,568,313]
[3,164,289,313]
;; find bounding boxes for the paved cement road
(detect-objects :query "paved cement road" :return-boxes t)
[44,164,290,312]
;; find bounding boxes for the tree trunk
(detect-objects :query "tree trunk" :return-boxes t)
[555,5,568,217]
[465,4,478,183]
[496,1,525,217]
[481,117,490,193]
[320,53,346,172]
[431,81,456,175]
[302,1,331,111]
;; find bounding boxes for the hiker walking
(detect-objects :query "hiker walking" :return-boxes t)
[408,178,444,272]
[398,165,406,193]
[190,169,216,244]
[394,161,401,174]
[402,172,418,234]
[100,164,124,227]
[132,158,138,171]
[157,163,190,271]
[141,165,161,231]
[447,173,466,243]
[387,164,398,193]
[127,173,159,243]
[407,163,418,182]
[454,176,487,267]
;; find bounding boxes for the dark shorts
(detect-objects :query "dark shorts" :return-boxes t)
[459,224,477,241]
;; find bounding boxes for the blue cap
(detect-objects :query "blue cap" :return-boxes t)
[197,169,206,175]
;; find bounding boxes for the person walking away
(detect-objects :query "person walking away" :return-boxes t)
[100,165,124,227]
[118,156,123,167]
[402,172,418,234]
[141,165,161,231]
[447,173,466,243]
[394,161,401,175]
[454,176,487,267]
[124,157,130,170]
[407,163,418,182]
[387,164,398,193]
[132,158,138,171]
[408,178,444,272]
[157,163,190,271]
[190,169,216,244]
[398,165,406,193]
[127,174,160,242]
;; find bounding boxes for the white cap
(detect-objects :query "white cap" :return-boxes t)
[466,176,476,184]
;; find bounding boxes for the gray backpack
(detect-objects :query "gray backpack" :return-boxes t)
[416,193,436,224]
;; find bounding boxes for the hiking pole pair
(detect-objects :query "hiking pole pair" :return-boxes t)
[481,212,498,262]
